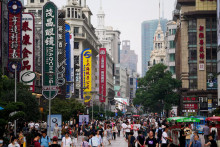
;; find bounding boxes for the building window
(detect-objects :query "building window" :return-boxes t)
[170,66,175,74]
[188,19,197,30]
[189,48,197,61]
[30,0,34,3]
[130,78,133,85]
[38,10,42,17]
[169,29,172,35]
[74,27,79,34]
[153,59,156,65]
[40,0,44,3]
[75,89,79,98]
[189,63,197,76]
[158,34,160,39]
[67,8,70,18]
[206,18,217,29]
[116,70,119,74]
[74,42,79,49]
[206,47,217,61]
[72,8,74,18]
[189,79,197,90]
[169,41,176,48]
[172,29,176,35]
[188,32,197,45]
[207,63,217,74]
[28,10,36,15]
[170,53,175,62]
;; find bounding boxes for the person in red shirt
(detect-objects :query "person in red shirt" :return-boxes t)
[34,133,41,147]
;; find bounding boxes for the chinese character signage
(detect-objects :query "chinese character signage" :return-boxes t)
[198,25,205,70]
[20,13,35,92]
[7,0,23,61]
[42,2,58,99]
[65,23,71,98]
[57,18,66,96]
[81,48,92,102]
[99,48,106,102]
[183,104,198,110]
[183,96,198,102]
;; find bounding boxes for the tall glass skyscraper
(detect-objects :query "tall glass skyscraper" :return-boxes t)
[141,19,168,76]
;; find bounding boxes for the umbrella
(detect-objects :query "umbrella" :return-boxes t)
[167,117,187,122]
[0,106,4,110]
[177,117,200,123]
[205,117,220,122]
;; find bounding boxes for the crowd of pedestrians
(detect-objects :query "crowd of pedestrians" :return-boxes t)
[0,117,219,147]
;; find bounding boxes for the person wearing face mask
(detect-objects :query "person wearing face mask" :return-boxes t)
[0,139,6,147]
[8,136,20,147]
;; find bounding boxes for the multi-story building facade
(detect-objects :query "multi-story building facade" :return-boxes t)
[120,40,138,73]
[148,20,166,69]
[218,0,220,107]
[95,3,121,64]
[174,0,217,116]
[64,0,100,103]
[141,19,168,76]
[165,21,177,78]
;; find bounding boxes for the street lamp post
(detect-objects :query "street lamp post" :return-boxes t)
[10,58,22,136]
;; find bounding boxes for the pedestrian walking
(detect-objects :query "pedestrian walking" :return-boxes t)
[210,123,218,141]
[205,135,217,147]
[49,136,61,147]
[106,125,112,145]
[184,124,192,147]
[128,131,136,147]
[33,133,41,147]
[161,127,172,147]
[203,123,210,144]
[8,136,20,147]
[72,126,78,147]
[61,132,73,147]
[39,131,51,147]
[191,134,201,147]
[53,123,60,138]
[112,124,118,140]
[117,122,121,137]
[89,132,100,147]
[137,131,145,147]
[179,125,186,147]
[81,136,89,147]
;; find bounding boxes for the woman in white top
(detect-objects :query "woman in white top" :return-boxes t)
[53,123,60,137]
[61,132,73,147]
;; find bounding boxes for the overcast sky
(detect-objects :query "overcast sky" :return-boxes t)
[25,0,176,74]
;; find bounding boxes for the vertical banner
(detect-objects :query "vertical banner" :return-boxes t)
[81,48,92,102]
[57,18,66,96]
[42,2,58,99]
[65,23,71,98]
[70,33,74,94]
[99,48,106,102]
[7,0,23,72]
[20,13,35,92]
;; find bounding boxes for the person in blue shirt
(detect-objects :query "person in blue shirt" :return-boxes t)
[39,131,51,147]
[192,134,201,147]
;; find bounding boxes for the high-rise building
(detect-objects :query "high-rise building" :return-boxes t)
[141,19,168,76]
[165,21,177,78]
[120,40,138,72]
[217,0,220,107]
[174,0,217,116]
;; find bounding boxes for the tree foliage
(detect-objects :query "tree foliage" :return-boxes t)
[134,64,181,114]
[51,98,85,121]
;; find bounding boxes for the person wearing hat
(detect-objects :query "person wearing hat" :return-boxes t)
[49,136,60,147]
[61,132,73,147]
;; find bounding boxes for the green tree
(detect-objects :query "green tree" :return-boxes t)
[134,64,181,115]
[51,98,85,121]
[0,74,40,121]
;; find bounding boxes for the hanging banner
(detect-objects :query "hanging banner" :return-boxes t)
[99,48,106,102]
[70,33,74,95]
[57,18,66,96]
[65,23,71,98]
[81,48,92,102]
[42,1,58,99]
[7,0,23,72]
[20,13,35,92]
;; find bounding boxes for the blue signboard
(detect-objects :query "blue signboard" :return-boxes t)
[65,24,71,98]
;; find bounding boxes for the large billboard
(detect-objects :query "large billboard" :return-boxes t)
[57,18,66,96]
[99,48,106,102]
[42,2,58,99]
[7,0,23,72]
[81,48,92,102]
[20,13,35,92]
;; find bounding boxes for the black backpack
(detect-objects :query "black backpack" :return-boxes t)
[157,128,163,140]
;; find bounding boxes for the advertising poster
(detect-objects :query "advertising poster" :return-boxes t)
[81,48,92,102]
[47,114,62,137]
[20,13,35,92]
[79,115,89,125]
[99,48,106,102]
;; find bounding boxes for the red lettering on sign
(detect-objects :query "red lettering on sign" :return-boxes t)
[22,34,32,45]
[22,21,32,32]
[22,60,31,70]
[22,47,32,58]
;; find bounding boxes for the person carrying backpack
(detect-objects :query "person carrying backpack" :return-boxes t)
[39,131,51,147]
[128,131,136,147]
[156,124,163,145]
[210,123,218,141]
